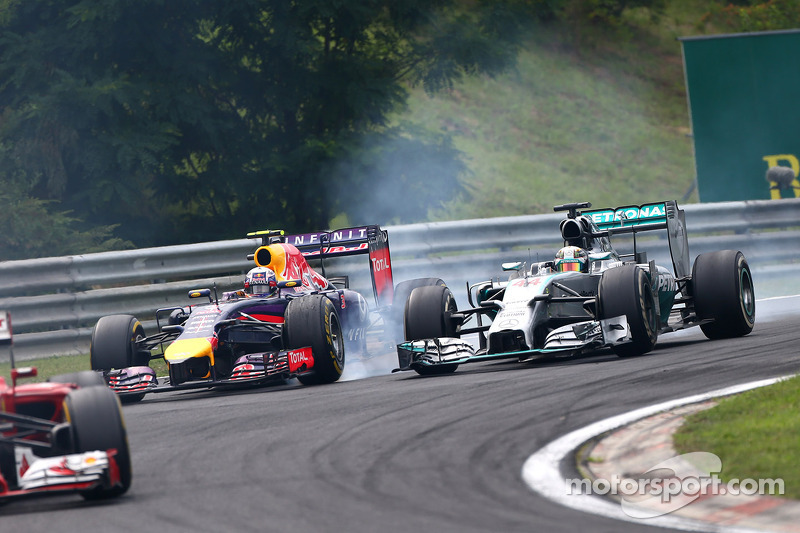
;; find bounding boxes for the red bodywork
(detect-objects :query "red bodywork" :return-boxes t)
[0,372,122,499]
[1,377,72,424]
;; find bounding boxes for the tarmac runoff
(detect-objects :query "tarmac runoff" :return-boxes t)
[522,376,800,533]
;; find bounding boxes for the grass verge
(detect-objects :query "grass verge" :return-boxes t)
[0,353,92,383]
[0,352,168,384]
[673,375,800,499]
[399,10,700,223]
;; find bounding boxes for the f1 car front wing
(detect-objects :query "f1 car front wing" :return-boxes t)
[103,346,314,398]
[394,315,630,371]
[0,449,122,500]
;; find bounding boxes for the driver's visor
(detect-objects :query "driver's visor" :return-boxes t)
[558,261,582,272]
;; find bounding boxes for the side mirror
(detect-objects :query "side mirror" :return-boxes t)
[188,288,213,302]
[12,367,37,387]
[502,262,524,272]
[277,279,303,289]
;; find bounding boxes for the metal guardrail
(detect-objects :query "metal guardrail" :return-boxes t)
[2,198,799,360]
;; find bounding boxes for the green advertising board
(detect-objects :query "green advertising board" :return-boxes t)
[680,29,800,201]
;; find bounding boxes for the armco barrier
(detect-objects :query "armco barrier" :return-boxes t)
[1,198,799,360]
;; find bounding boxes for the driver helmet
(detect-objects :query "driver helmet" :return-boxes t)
[244,267,278,296]
[554,246,588,273]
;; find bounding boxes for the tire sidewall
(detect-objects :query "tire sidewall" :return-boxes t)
[64,386,131,498]
[285,295,345,385]
[404,284,458,341]
[90,315,146,370]
[321,298,344,377]
[692,250,755,338]
[734,253,756,330]
[403,284,460,375]
[391,278,446,342]
[598,265,658,356]
[634,269,658,346]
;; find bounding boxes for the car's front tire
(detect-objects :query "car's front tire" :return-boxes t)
[391,278,447,342]
[64,386,132,499]
[90,314,148,370]
[285,295,345,385]
[0,444,16,492]
[598,265,659,357]
[404,284,460,375]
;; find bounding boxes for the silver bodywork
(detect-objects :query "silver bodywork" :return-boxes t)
[395,201,697,373]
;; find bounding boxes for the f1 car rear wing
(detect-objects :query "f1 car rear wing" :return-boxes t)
[584,202,669,230]
[247,226,394,308]
[581,201,690,281]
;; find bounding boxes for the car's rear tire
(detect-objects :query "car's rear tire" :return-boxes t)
[404,284,460,375]
[48,370,107,388]
[63,386,131,499]
[90,315,148,371]
[285,295,345,385]
[692,250,755,339]
[598,265,659,357]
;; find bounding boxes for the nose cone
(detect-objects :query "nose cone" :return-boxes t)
[165,338,214,365]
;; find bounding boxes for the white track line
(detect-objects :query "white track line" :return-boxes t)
[521,376,793,532]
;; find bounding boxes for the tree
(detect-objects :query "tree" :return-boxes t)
[0,1,524,252]
[700,0,800,32]
[0,166,132,260]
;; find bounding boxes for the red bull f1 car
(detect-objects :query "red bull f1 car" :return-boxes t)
[90,225,395,401]
[394,201,756,375]
[1,311,130,502]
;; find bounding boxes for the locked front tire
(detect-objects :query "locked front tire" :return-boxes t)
[404,284,460,375]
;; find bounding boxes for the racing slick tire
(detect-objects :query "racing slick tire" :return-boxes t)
[285,295,345,386]
[90,315,148,371]
[48,370,107,388]
[404,284,460,375]
[598,265,658,358]
[0,444,15,493]
[63,385,131,499]
[391,278,447,342]
[692,250,755,339]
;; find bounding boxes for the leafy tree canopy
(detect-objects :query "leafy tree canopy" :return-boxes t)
[701,0,800,32]
[0,172,133,260]
[0,0,525,253]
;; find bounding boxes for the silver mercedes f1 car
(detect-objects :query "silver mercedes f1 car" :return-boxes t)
[395,201,755,375]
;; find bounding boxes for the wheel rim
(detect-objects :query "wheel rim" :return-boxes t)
[331,313,345,368]
[443,293,457,336]
[644,287,657,335]
[740,267,755,318]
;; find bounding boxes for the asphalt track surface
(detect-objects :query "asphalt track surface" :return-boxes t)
[3,296,799,533]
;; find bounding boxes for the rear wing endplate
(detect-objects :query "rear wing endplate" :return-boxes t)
[285,226,395,308]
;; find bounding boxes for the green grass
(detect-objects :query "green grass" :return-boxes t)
[0,354,92,384]
[674,375,800,499]
[398,4,716,222]
[0,353,168,384]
